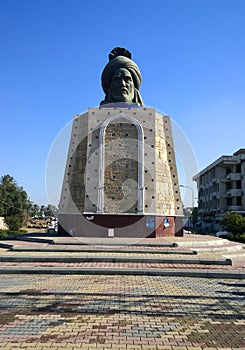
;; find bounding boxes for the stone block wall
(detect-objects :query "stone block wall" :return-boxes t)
[103,120,138,213]
[59,106,183,219]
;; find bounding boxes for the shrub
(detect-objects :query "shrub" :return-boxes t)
[220,212,245,236]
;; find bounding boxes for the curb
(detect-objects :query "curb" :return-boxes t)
[11,247,197,255]
[0,266,244,279]
[16,236,54,244]
[0,242,14,249]
[0,255,232,265]
[53,241,178,247]
[13,235,178,247]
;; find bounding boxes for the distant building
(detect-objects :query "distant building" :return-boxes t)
[193,149,245,230]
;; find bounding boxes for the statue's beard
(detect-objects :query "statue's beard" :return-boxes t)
[108,90,135,103]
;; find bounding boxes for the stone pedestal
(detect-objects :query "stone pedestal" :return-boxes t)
[58,105,183,237]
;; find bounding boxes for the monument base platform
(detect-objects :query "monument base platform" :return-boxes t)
[58,213,183,238]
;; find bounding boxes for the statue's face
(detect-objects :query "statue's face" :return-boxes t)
[109,68,134,103]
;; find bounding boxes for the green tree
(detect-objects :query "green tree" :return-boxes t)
[0,174,31,230]
[45,204,58,217]
[29,203,40,217]
[191,207,198,226]
[220,212,245,235]
[40,205,46,216]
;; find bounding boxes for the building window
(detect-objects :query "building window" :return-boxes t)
[227,197,232,206]
[236,164,241,173]
[226,182,232,191]
[237,197,242,206]
[226,167,232,175]
[236,180,242,189]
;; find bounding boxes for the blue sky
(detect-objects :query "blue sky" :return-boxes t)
[0,0,244,207]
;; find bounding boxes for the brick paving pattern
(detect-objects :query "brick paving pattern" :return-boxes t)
[0,234,244,349]
[0,274,244,349]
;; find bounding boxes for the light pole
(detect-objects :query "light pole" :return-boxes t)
[180,185,194,208]
[180,185,195,231]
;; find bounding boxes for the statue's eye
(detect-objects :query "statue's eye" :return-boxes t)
[113,77,120,83]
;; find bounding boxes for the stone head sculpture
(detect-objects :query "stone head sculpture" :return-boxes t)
[100,47,144,106]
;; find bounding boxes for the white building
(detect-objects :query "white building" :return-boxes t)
[193,149,245,230]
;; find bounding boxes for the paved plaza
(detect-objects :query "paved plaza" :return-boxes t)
[0,273,244,350]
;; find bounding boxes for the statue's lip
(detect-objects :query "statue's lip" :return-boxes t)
[119,88,128,93]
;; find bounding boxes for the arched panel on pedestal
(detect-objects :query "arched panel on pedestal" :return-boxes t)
[97,113,144,214]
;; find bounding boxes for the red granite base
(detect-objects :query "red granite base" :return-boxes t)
[58,213,183,238]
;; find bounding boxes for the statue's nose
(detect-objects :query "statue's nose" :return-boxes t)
[121,79,126,86]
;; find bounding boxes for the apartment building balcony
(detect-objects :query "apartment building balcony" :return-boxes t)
[222,159,239,165]
[220,192,230,198]
[227,205,242,211]
[226,173,243,181]
[219,177,229,182]
[226,189,243,197]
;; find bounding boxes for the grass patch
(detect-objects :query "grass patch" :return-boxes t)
[229,233,245,244]
[0,229,27,239]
